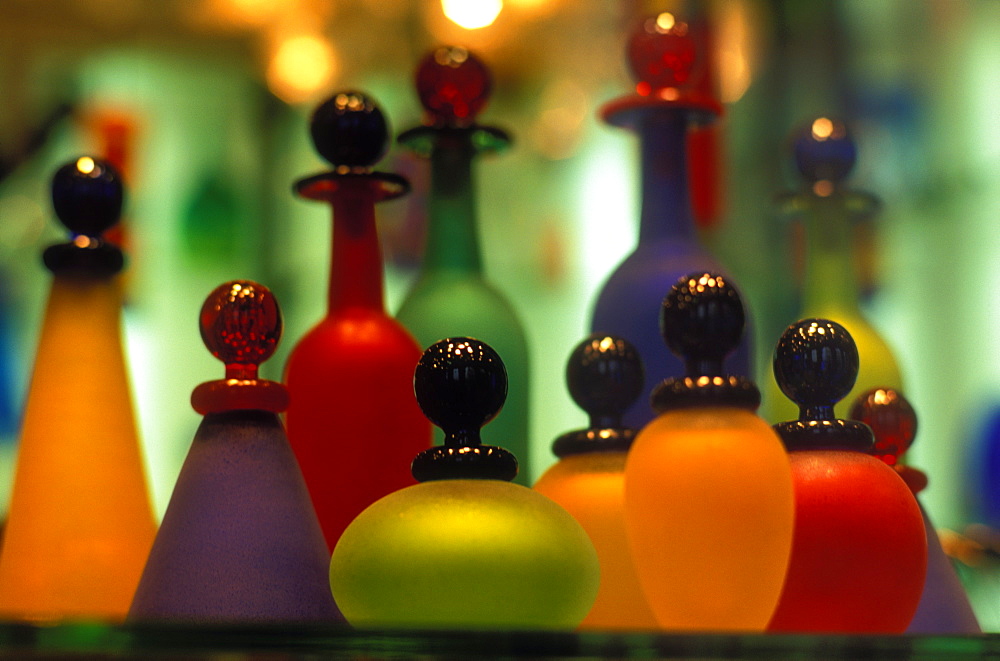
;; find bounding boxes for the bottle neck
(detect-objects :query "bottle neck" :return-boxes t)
[800,193,860,313]
[424,133,482,274]
[328,179,384,314]
[636,110,696,245]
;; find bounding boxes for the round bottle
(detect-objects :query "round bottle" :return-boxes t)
[623,273,793,631]
[534,334,657,630]
[330,338,599,629]
[284,91,432,551]
[768,320,926,633]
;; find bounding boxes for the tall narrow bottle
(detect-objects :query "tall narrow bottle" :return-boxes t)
[590,13,752,430]
[396,46,531,482]
[762,118,903,422]
[284,92,432,551]
[0,157,156,622]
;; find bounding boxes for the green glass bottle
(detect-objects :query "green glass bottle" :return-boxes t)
[762,118,903,423]
[396,46,531,482]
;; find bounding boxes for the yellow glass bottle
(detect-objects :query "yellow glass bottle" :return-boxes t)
[534,334,657,630]
[0,157,155,622]
[624,273,794,631]
[763,118,902,423]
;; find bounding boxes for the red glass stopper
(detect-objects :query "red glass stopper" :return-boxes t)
[416,46,492,126]
[199,281,282,381]
[627,12,701,96]
[849,387,917,466]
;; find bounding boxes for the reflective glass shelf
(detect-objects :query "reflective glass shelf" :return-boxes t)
[0,623,994,660]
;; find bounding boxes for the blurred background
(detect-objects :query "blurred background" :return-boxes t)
[0,0,998,625]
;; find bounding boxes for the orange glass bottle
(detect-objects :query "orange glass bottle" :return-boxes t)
[0,157,155,622]
[534,334,657,630]
[284,92,432,550]
[768,320,926,633]
[623,273,794,631]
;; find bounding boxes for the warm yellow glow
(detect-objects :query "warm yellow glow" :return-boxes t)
[266,34,337,105]
[76,157,96,175]
[655,12,676,32]
[598,336,615,351]
[812,117,835,141]
[442,0,502,29]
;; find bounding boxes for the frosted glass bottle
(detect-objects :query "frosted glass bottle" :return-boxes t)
[0,157,155,622]
[763,118,903,423]
[396,47,530,482]
[591,15,751,430]
[284,92,432,551]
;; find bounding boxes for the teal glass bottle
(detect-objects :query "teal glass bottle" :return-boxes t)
[396,46,531,482]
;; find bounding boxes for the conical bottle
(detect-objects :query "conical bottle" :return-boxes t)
[763,118,903,422]
[128,281,341,623]
[396,46,531,482]
[623,273,794,631]
[849,387,980,634]
[0,157,156,622]
[330,338,599,630]
[590,13,752,430]
[533,334,657,630]
[768,319,926,633]
[284,92,432,551]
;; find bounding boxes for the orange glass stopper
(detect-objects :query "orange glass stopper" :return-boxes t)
[192,280,289,415]
[849,387,917,466]
[627,12,700,95]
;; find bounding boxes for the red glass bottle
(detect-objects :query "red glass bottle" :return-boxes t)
[767,320,926,633]
[284,92,432,550]
[850,387,980,634]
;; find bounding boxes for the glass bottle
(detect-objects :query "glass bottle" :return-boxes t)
[396,46,531,482]
[591,14,752,430]
[0,157,156,622]
[768,319,926,633]
[623,273,793,631]
[284,92,432,551]
[330,338,598,630]
[533,334,658,630]
[763,118,903,423]
[128,281,340,623]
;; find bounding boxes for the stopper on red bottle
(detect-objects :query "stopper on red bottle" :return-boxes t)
[849,388,917,466]
[191,280,289,415]
[416,46,491,127]
[772,318,874,451]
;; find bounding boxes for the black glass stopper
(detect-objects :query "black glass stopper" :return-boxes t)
[411,337,518,482]
[310,91,389,169]
[772,318,873,451]
[43,156,124,276]
[651,272,759,412]
[552,335,643,458]
[793,117,856,185]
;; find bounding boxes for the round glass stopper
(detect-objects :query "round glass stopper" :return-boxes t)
[199,280,282,380]
[416,46,492,126]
